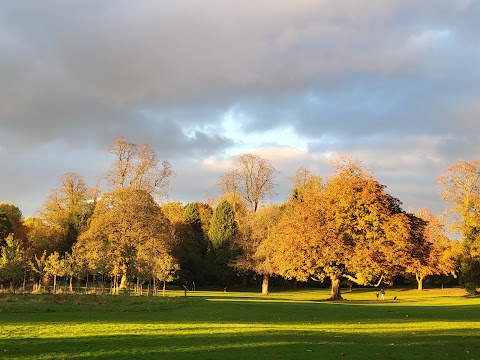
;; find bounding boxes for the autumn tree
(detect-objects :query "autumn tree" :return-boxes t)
[30,250,47,291]
[63,252,77,293]
[135,215,180,295]
[247,204,283,295]
[272,158,415,300]
[406,209,460,290]
[0,234,28,293]
[288,166,323,202]
[220,153,276,212]
[24,217,65,257]
[45,251,65,293]
[106,136,174,201]
[77,188,173,291]
[36,172,95,254]
[151,254,180,296]
[439,160,480,292]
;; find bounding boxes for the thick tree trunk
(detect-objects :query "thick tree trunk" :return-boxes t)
[290,278,298,289]
[262,274,269,295]
[329,277,343,300]
[416,274,424,291]
[119,274,128,289]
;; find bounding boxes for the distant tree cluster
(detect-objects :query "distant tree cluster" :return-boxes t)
[0,136,476,298]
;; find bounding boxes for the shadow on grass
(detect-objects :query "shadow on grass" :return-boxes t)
[1,326,479,360]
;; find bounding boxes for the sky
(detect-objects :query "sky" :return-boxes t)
[1,0,479,218]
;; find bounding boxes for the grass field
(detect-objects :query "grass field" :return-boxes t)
[1,287,479,359]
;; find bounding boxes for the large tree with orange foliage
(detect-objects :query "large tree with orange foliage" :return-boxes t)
[439,160,480,292]
[405,208,460,290]
[271,158,416,300]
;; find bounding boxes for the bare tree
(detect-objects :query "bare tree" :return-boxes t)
[220,153,276,212]
[106,136,174,201]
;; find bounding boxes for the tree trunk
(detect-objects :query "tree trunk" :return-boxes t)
[290,278,298,289]
[416,274,424,291]
[243,274,251,288]
[162,280,166,297]
[262,274,269,295]
[69,277,73,293]
[53,274,57,293]
[329,277,343,300]
[119,273,128,289]
[23,268,27,292]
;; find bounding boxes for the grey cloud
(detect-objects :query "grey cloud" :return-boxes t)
[0,0,478,218]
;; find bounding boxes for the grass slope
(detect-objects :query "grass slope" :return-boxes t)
[0,288,479,360]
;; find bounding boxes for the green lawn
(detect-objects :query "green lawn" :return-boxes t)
[1,288,479,359]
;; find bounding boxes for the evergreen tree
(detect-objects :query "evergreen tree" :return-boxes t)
[208,200,238,285]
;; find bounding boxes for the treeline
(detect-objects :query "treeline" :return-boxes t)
[1,137,479,299]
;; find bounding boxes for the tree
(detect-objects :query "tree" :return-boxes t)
[77,188,173,291]
[0,212,13,246]
[406,209,460,290]
[208,200,239,285]
[0,203,27,247]
[36,173,94,254]
[45,251,65,293]
[288,166,322,202]
[64,252,78,293]
[106,136,174,200]
[151,254,180,296]
[0,234,27,293]
[24,217,65,257]
[220,153,276,212]
[30,250,48,291]
[439,160,480,292]
[271,158,415,300]
[234,204,283,294]
[178,203,210,283]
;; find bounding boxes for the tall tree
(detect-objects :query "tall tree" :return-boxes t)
[220,153,276,212]
[208,200,239,285]
[106,136,174,201]
[36,172,94,254]
[406,209,460,290]
[162,202,211,284]
[77,188,173,290]
[250,205,283,295]
[439,160,480,292]
[272,158,415,300]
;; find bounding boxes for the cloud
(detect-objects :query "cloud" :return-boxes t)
[0,0,478,219]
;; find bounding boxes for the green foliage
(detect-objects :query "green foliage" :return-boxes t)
[0,212,13,245]
[460,255,480,294]
[0,234,27,292]
[207,200,239,285]
[208,200,237,249]
[0,203,27,247]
